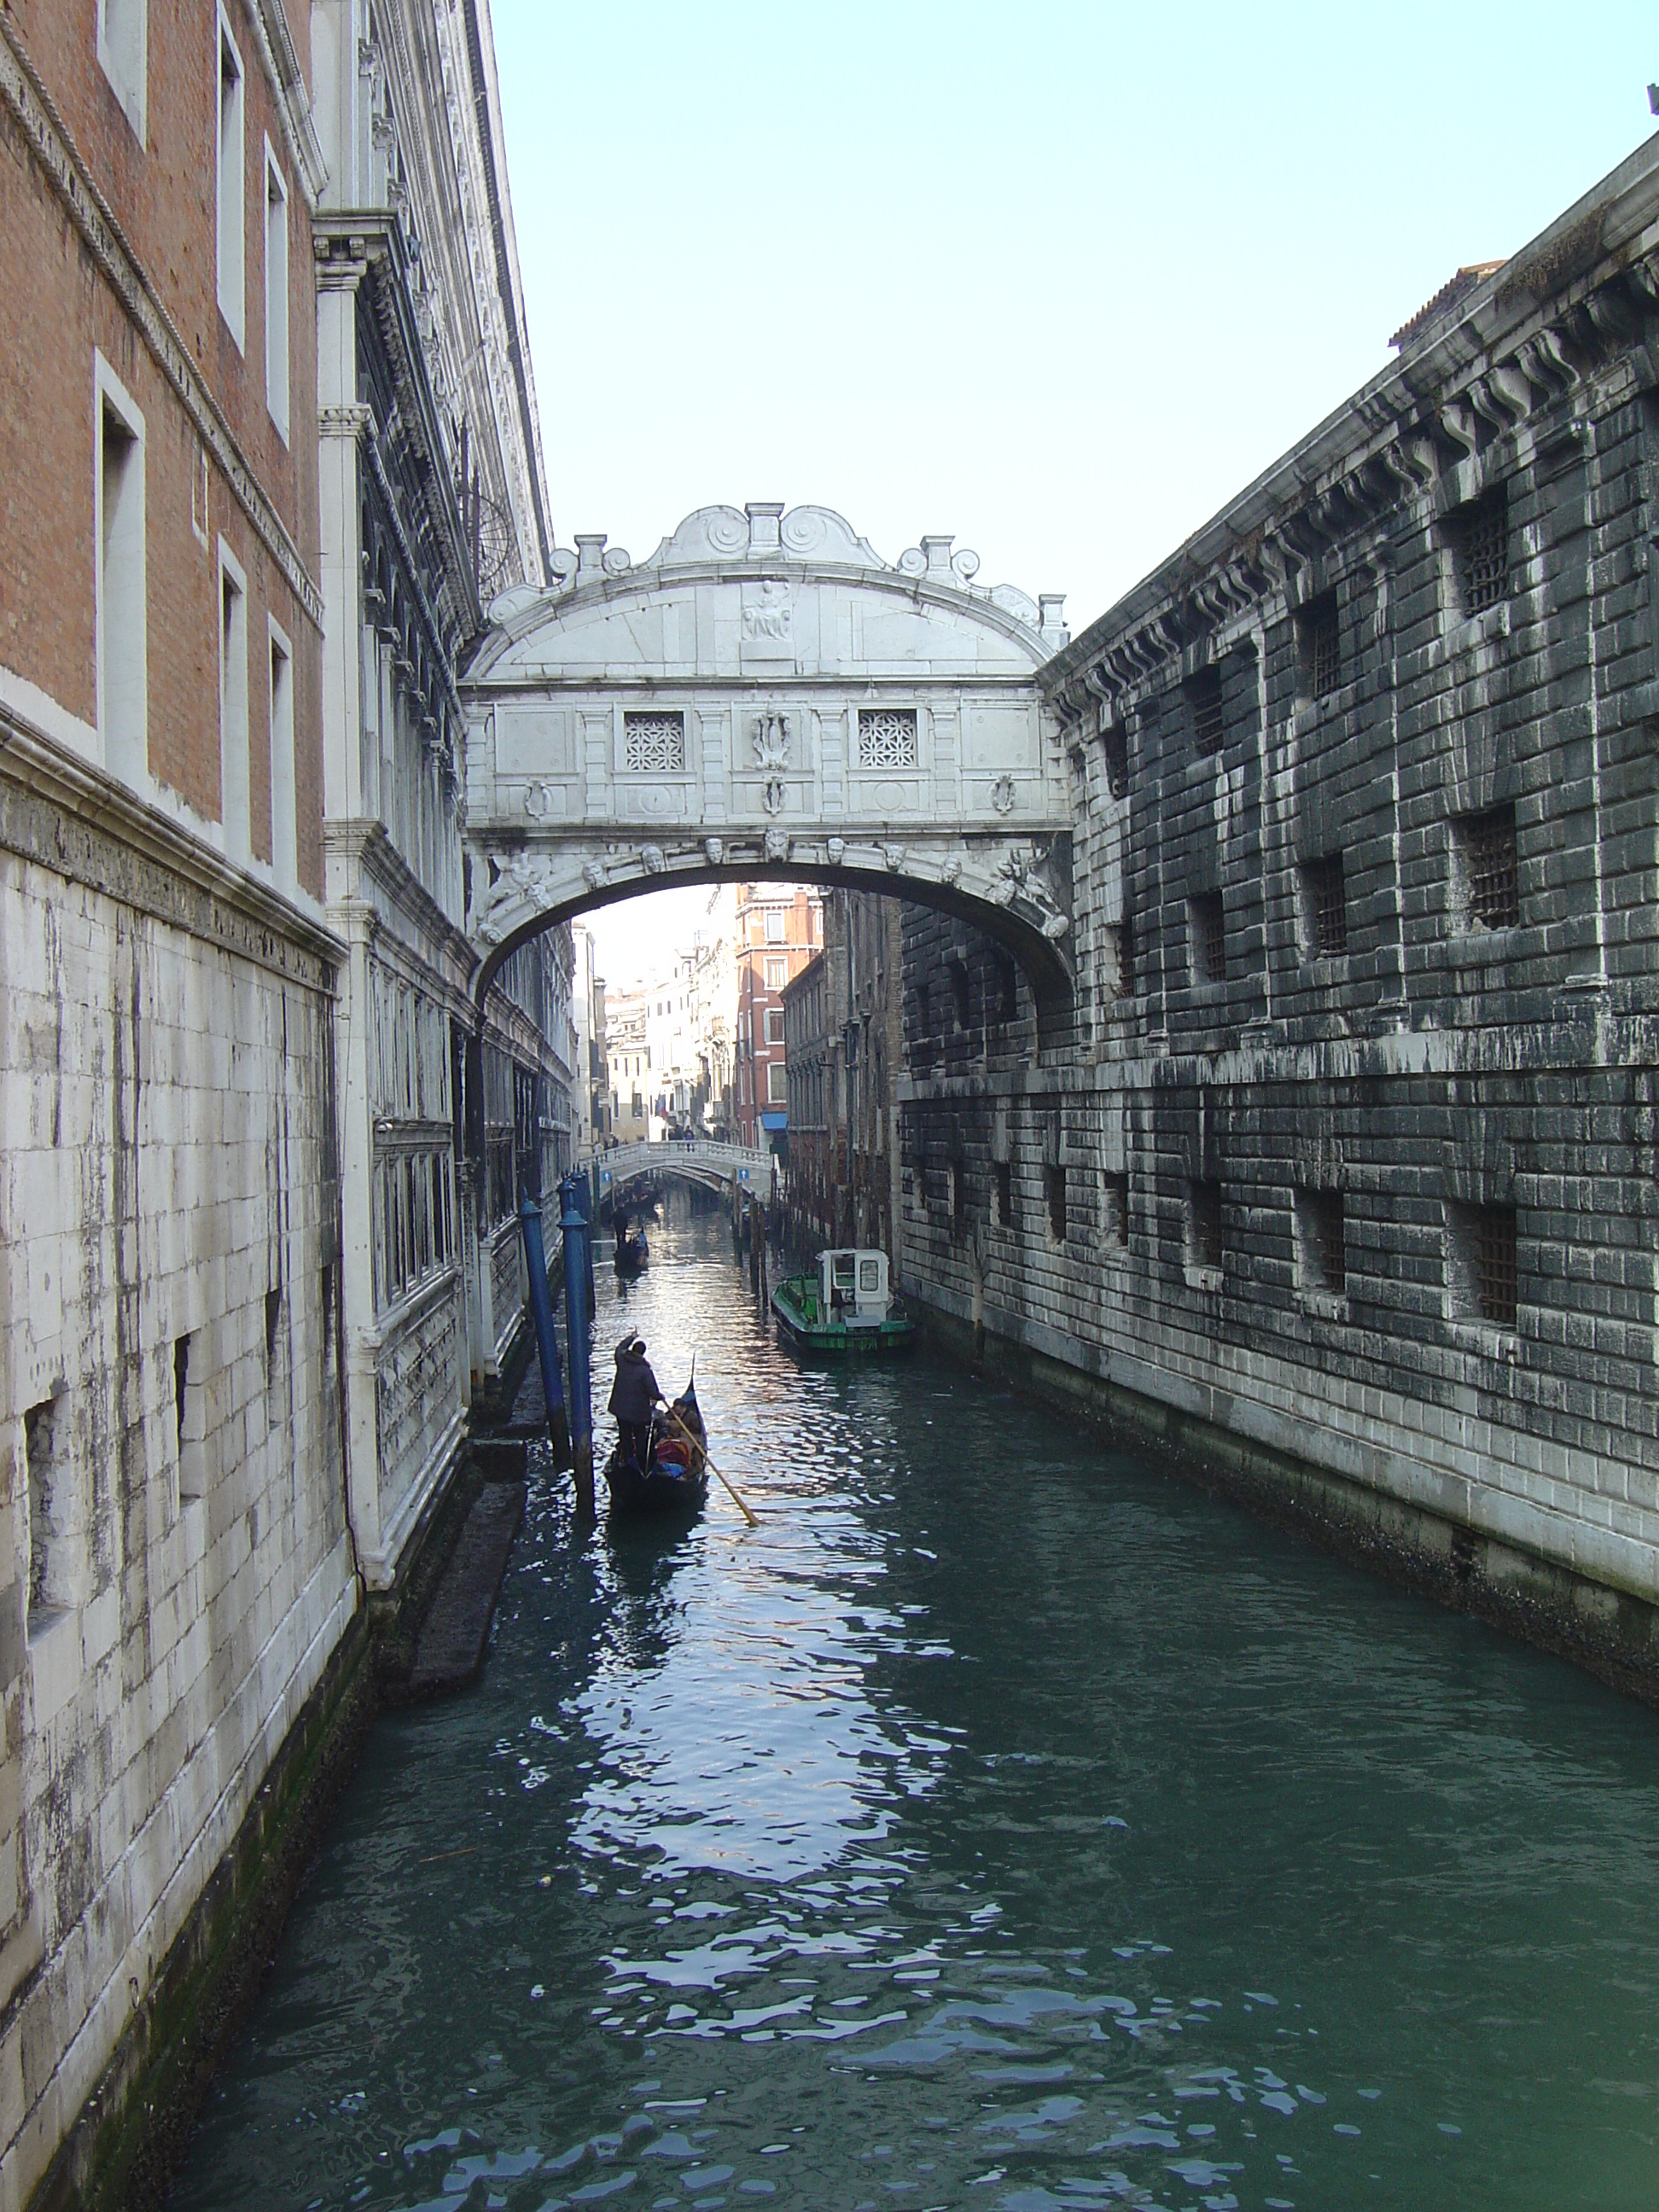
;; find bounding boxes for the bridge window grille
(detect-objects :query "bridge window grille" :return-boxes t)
[1187,667,1225,758]
[1189,1178,1224,1272]
[624,711,685,773]
[1190,893,1225,985]
[1455,805,1519,930]
[1102,723,1128,799]
[1300,591,1342,699]
[858,707,917,768]
[1301,853,1348,957]
[1455,492,1510,615]
[993,1158,1015,1229]
[1103,1171,1129,1249]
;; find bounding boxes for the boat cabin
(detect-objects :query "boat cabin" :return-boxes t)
[818,1248,892,1324]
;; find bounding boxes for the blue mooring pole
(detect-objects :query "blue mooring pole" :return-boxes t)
[560,1173,594,1517]
[575,1165,596,1313]
[519,1194,571,1467]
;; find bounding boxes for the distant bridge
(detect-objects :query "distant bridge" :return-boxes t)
[585,1138,778,1207]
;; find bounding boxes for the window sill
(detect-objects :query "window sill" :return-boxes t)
[1448,1318,1520,1362]
[1451,601,1511,655]
[1184,1262,1223,1294]
[1297,1289,1348,1324]
[1447,926,1521,963]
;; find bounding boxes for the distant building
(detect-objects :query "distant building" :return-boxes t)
[572,923,608,1151]
[607,982,651,1144]
[782,893,904,1255]
[734,884,821,1155]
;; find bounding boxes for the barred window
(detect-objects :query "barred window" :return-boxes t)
[1189,1178,1223,1272]
[1187,666,1225,758]
[1046,1165,1068,1244]
[859,707,917,768]
[1113,918,1136,998]
[1455,492,1509,616]
[1297,1186,1345,1295]
[1448,1200,1518,1330]
[1455,806,1519,931]
[993,952,1019,1023]
[1301,853,1348,958]
[1103,1170,1129,1249]
[624,711,684,772]
[1102,723,1128,800]
[1300,591,1342,699]
[1190,892,1225,985]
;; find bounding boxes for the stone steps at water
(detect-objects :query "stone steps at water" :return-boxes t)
[402,1482,527,1699]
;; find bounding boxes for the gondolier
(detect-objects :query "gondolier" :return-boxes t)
[608,1335,660,1469]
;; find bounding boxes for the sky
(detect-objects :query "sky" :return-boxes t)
[491,0,1656,987]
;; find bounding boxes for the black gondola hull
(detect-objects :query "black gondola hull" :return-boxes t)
[602,1450,708,1516]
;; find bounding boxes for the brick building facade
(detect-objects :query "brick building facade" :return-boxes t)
[897,136,1659,1676]
[733,882,819,1155]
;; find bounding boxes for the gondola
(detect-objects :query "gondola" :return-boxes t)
[614,1228,649,1275]
[602,1376,708,1517]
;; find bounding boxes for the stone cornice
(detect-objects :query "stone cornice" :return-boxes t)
[0,14,325,635]
[1043,131,1659,720]
[247,0,329,205]
[323,817,476,982]
[0,699,342,993]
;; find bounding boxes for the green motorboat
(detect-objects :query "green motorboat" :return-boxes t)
[771,1248,915,1356]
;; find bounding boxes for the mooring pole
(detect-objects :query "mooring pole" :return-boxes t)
[519,1194,570,1465]
[560,1173,594,1519]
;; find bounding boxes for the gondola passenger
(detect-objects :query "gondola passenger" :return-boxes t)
[608,1335,660,1470]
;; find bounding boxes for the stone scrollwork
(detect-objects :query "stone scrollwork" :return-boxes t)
[752,713,789,771]
[471,849,560,946]
[993,847,1070,938]
[763,777,786,817]
[991,775,1016,816]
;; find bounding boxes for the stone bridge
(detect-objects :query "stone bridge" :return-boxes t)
[459,504,1074,1002]
[586,1138,777,1207]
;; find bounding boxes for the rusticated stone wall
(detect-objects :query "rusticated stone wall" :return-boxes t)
[899,138,1659,1662]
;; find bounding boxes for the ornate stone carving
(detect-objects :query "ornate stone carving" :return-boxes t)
[763,777,786,817]
[752,713,789,771]
[623,712,685,773]
[765,828,790,864]
[825,837,845,865]
[992,848,1069,938]
[522,783,551,818]
[859,708,918,769]
[742,582,793,642]
[639,844,667,876]
[938,857,962,887]
[582,857,608,891]
[992,775,1016,815]
[883,843,907,873]
[704,836,724,866]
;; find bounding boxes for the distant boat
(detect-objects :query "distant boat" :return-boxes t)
[772,1249,915,1357]
[602,1378,708,1516]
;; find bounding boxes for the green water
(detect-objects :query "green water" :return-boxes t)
[170,1214,1659,2211]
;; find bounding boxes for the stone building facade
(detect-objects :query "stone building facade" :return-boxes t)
[898,136,1659,1660]
[310,0,569,1584]
[0,3,350,2205]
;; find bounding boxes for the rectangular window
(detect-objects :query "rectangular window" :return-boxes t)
[1103,1171,1129,1249]
[983,1156,1009,1231]
[1046,1165,1067,1244]
[264,143,289,441]
[97,369,146,783]
[97,0,147,139]
[1447,1200,1518,1330]
[218,546,249,861]
[1186,665,1225,758]
[1453,805,1519,932]
[1296,1186,1346,1295]
[1300,853,1348,958]
[1189,892,1225,986]
[858,706,917,767]
[269,623,295,888]
[767,1061,788,1105]
[1453,490,1509,616]
[764,956,787,990]
[765,908,786,943]
[993,952,1018,1024]
[1101,722,1128,800]
[1111,918,1135,999]
[216,9,245,347]
[1300,591,1341,700]
[949,958,970,1029]
[1188,1178,1223,1272]
[765,1009,784,1044]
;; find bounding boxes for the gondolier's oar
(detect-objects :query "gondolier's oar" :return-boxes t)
[659,1404,760,1526]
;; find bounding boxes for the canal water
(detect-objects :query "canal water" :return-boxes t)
[171,1210,1659,2212]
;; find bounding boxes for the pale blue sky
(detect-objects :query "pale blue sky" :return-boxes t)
[492,0,1655,981]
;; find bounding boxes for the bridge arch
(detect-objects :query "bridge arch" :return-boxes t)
[458,503,1075,1010]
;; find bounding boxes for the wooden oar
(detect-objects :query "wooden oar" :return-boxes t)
[660,1403,759,1526]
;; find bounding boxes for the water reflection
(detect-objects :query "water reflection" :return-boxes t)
[170,1209,1659,2212]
